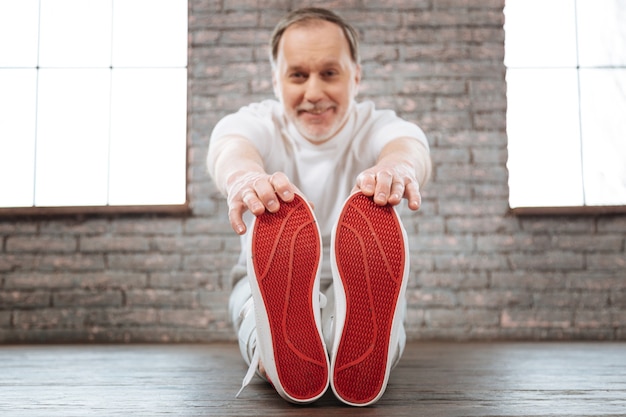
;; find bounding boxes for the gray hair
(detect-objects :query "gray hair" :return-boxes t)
[269,7,360,67]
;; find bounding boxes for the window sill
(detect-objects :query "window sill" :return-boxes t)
[510,205,626,216]
[0,203,191,218]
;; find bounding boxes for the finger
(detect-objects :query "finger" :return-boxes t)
[356,171,376,196]
[373,170,393,205]
[241,189,266,216]
[388,181,405,205]
[251,177,280,213]
[228,204,247,235]
[268,172,295,202]
[404,181,422,211]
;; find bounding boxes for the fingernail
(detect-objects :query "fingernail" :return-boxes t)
[251,202,264,212]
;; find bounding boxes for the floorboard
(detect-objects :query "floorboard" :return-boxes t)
[1,342,625,416]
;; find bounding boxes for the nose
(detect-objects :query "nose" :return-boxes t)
[303,76,324,103]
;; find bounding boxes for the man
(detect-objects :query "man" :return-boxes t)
[207,7,431,406]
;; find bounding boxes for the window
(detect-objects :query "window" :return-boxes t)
[504,0,626,213]
[0,0,188,214]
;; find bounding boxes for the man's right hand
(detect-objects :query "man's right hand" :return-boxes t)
[225,171,296,235]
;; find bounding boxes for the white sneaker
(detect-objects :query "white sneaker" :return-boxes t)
[329,192,409,406]
[242,193,330,403]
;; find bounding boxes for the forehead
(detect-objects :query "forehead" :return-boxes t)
[277,20,352,67]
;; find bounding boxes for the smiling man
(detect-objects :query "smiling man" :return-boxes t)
[273,18,359,144]
[208,7,431,407]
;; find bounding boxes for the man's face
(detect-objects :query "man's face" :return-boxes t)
[273,20,361,145]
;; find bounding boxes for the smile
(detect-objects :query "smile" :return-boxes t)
[299,107,332,116]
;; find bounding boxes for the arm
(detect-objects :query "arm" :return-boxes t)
[355,136,432,211]
[207,135,297,235]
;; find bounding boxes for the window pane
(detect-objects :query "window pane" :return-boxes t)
[35,69,111,206]
[0,69,37,207]
[112,0,188,67]
[579,69,626,206]
[39,0,112,68]
[504,0,577,68]
[577,0,626,67]
[506,69,583,208]
[0,0,39,67]
[108,69,187,205]
[0,1,188,212]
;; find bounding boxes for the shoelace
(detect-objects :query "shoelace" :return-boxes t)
[235,292,328,398]
[236,346,260,398]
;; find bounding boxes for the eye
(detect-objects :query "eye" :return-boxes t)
[289,72,307,81]
[322,69,338,78]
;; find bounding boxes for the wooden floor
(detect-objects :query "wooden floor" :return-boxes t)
[1,342,625,416]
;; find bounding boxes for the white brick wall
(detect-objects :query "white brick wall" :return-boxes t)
[1,0,625,342]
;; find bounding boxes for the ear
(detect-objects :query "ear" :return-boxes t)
[355,64,362,84]
[353,64,362,98]
[272,70,280,99]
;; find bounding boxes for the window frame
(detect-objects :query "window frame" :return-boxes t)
[0,0,191,218]
[505,0,626,216]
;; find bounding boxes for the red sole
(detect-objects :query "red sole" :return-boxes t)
[332,193,406,405]
[251,195,328,401]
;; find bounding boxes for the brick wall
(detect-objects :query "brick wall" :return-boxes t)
[1,0,625,343]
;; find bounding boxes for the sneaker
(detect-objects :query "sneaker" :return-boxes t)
[330,192,409,406]
[244,193,329,403]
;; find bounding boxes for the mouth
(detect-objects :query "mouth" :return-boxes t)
[298,107,333,117]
